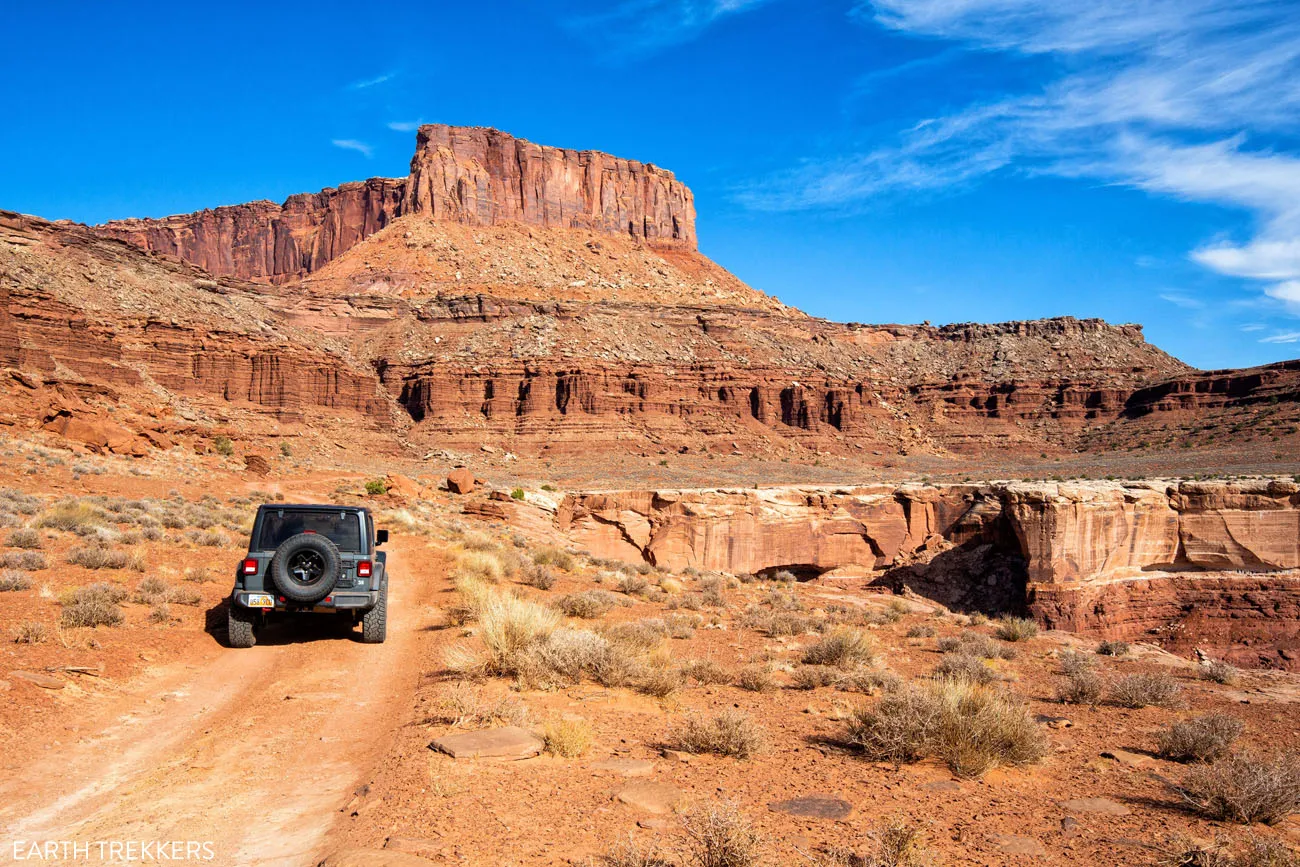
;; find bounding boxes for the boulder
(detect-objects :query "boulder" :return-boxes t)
[613,781,683,814]
[447,468,477,495]
[244,454,271,476]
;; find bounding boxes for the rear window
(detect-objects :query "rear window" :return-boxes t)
[255,509,364,553]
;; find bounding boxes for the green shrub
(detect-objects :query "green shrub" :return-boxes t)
[510,487,525,500]
[364,479,388,496]
[212,436,234,456]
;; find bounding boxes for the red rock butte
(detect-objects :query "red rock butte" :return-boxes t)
[95,124,696,283]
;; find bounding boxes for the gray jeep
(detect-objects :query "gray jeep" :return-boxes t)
[227,504,389,647]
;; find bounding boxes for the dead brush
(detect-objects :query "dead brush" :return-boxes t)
[533,547,575,571]
[557,590,628,619]
[7,528,42,549]
[802,629,877,668]
[1158,714,1244,763]
[0,551,47,570]
[932,652,1000,685]
[1157,836,1299,867]
[520,563,556,590]
[1056,669,1105,705]
[1178,753,1300,825]
[993,617,1039,642]
[1200,659,1240,685]
[816,817,931,867]
[543,717,594,757]
[66,543,132,570]
[737,663,778,693]
[667,709,767,759]
[12,620,47,644]
[432,681,530,728]
[936,631,1017,660]
[682,658,731,685]
[589,837,674,867]
[679,802,764,867]
[636,667,685,699]
[0,569,31,591]
[1109,672,1183,709]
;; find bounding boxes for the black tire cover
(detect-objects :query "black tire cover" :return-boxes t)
[269,533,341,604]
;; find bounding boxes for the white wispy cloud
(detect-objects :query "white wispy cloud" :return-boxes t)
[331,139,373,158]
[387,120,426,132]
[1159,292,1205,310]
[1260,330,1300,343]
[739,0,1300,316]
[349,72,395,90]
[565,0,775,60]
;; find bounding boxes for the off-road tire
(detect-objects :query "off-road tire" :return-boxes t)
[227,604,256,648]
[361,582,387,644]
[269,533,341,604]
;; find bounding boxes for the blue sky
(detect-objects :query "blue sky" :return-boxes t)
[5,0,1300,370]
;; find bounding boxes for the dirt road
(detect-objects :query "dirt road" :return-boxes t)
[0,540,438,866]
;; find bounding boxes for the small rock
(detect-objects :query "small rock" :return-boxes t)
[920,780,961,794]
[1101,748,1155,768]
[11,671,64,690]
[661,749,691,763]
[614,782,683,814]
[767,796,853,820]
[990,835,1048,858]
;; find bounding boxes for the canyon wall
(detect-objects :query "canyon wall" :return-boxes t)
[553,479,1300,668]
[93,124,696,282]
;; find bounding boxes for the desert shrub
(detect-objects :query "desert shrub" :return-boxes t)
[212,435,234,456]
[670,592,706,612]
[637,667,685,699]
[933,653,999,685]
[745,609,819,637]
[659,576,684,595]
[817,818,930,867]
[0,551,47,570]
[699,576,726,607]
[839,667,904,695]
[148,603,173,624]
[846,679,1046,778]
[993,617,1039,642]
[1159,837,1300,867]
[936,631,1016,660]
[35,501,109,533]
[67,543,131,570]
[680,802,763,867]
[477,591,561,675]
[279,442,292,457]
[136,576,171,605]
[457,550,504,583]
[432,682,529,728]
[1110,672,1183,709]
[906,624,935,639]
[603,619,668,651]
[616,574,650,596]
[7,528,41,549]
[1097,639,1131,656]
[770,569,797,583]
[510,487,526,501]
[543,718,594,757]
[590,641,643,688]
[683,658,731,685]
[1179,753,1300,825]
[187,529,230,548]
[737,664,778,693]
[12,621,47,644]
[0,569,31,591]
[168,585,202,606]
[520,563,556,590]
[792,665,840,690]
[1056,669,1105,705]
[668,710,766,759]
[1201,660,1240,685]
[516,628,610,688]
[1059,649,1098,677]
[533,548,575,571]
[460,531,498,552]
[558,590,627,619]
[1158,714,1246,763]
[364,478,388,496]
[60,583,126,628]
[664,613,703,638]
[802,629,876,668]
[184,566,211,583]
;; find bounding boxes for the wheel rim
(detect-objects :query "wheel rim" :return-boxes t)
[288,550,325,585]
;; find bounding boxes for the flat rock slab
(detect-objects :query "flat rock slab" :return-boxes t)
[920,780,962,794]
[428,727,542,760]
[1102,748,1155,768]
[990,835,1048,858]
[319,848,436,867]
[591,758,656,777]
[11,671,64,690]
[1060,797,1131,816]
[767,796,853,820]
[614,781,683,814]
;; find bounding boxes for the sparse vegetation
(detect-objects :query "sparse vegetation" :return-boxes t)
[802,629,876,668]
[1109,672,1183,709]
[1056,669,1105,705]
[60,583,127,628]
[993,617,1039,642]
[1201,659,1240,685]
[667,710,766,759]
[0,551,47,570]
[737,664,778,693]
[680,802,764,867]
[933,653,999,685]
[1097,639,1131,656]
[67,542,133,570]
[1158,714,1245,763]
[7,527,41,549]
[432,682,529,728]
[1179,753,1300,825]
[12,620,47,644]
[682,658,731,686]
[533,548,575,571]
[543,718,594,757]
[935,631,1016,660]
[557,590,627,619]
[816,818,930,867]
[0,569,31,591]
[212,435,234,456]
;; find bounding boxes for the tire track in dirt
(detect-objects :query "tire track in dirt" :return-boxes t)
[0,539,443,866]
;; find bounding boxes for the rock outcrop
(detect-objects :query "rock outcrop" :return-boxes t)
[93,124,695,283]
[553,479,1300,668]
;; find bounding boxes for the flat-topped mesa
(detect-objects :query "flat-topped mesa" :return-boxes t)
[402,124,696,248]
[93,124,696,282]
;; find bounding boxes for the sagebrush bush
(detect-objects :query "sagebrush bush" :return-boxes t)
[636,667,684,699]
[683,658,731,685]
[680,802,764,867]
[533,548,575,571]
[1159,837,1300,867]
[1056,669,1105,705]
[603,619,669,651]
[818,818,930,867]
[543,718,594,757]
[12,621,47,644]
[792,665,840,690]
[0,569,31,591]
[993,617,1039,642]
[668,710,766,759]
[802,629,876,668]
[557,590,626,619]
[1180,753,1300,825]
[60,587,125,628]
[1200,659,1240,685]
[7,528,41,549]
[1158,714,1244,763]
[520,563,556,590]
[936,631,1016,660]
[1059,650,1097,677]
[737,664,778,693]
[1097,639,1131,656]
[36,501,109,533]
[67,543,131,570]
[0,551,46,570]
[148,603,173,624]
[933,653,999,685]
[1109,672,1183,709]
[906,624,935,639]
[846,679,1046,778]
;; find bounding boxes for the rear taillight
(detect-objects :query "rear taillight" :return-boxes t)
[241,558,258,576]
[357,561,372,579]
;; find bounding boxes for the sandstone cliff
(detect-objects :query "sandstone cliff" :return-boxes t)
[93,124,695,283]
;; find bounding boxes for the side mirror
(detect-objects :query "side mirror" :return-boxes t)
[376,529,389,546]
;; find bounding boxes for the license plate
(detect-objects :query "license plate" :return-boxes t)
[246,594,274,608]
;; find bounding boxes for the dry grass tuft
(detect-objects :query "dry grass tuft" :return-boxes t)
[737,664,778,693]
[936,631,1016,660]
[1097,639,1131,656]
[668,710,766,759]
[802,629,877,669]
[932,653,999,685]
[60,584,126,628]
[432,682,530,728]
[1179,753,1300,825]
[543,718,594,757]
[993,617,1039,642]
[680,802,764,867]
[7,528,42,549]
[682,658,731,685]
[0,569,32,592]
[12,620,47,644]
[533,547,575,571]
[1200,659,1240,685]
[817,818,931,867]
[558,590,628,619]
[1158,714,1244,763]
[636,667,685,699]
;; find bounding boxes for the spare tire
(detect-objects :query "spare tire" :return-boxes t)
[269,533,341,604]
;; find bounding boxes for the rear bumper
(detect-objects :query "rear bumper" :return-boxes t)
[230,589,377,613]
